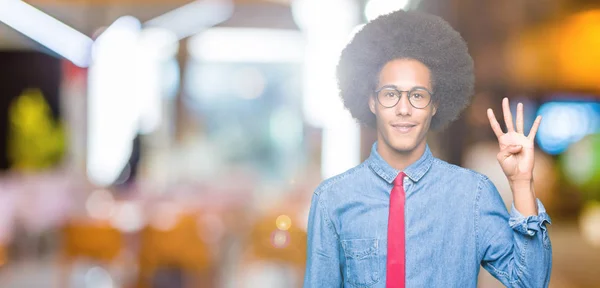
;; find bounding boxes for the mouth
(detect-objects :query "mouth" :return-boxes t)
[391,123,417,134]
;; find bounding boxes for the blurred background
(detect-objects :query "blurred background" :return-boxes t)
[0,0,599,287]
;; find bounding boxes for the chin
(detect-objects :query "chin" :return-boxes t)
[385,136,418,153]
[391,141,418,153]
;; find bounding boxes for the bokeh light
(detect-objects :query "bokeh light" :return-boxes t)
[536,101,600,155]
[109,201,144,233]
[85,189,116,220]
[561,133,600,199]
[579,201,600,248]
[84,266,114,288]
[271,230,290,248]
[275,214,292,231]
[149,202,181,231]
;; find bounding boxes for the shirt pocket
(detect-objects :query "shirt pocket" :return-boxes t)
[341,238,381,287]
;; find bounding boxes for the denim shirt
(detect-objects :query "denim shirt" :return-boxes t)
[304,142,552,288]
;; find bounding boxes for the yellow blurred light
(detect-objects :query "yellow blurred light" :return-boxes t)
[554,10,600,91]
[0,246,5,267]
[507,9,600,92]
[8,88,65,171]
[276,214,292,231]
[579,201,600,248]
[506,27,555,88]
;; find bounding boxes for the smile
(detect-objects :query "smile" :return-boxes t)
[391,123,417,133]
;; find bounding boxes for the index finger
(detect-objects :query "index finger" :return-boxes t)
[487,108,504,139]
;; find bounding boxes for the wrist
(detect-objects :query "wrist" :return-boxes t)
[508,172,533,183]
[509,178,532,186]
[509,178,533,191]
[510,179,538,216]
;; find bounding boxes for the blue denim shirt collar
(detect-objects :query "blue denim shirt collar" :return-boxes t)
[366,141,434,184]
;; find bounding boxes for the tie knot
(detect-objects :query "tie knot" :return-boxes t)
[394,172,406,187]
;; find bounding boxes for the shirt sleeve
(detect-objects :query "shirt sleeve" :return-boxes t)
[476,176,552,288]
[303,189,343,288]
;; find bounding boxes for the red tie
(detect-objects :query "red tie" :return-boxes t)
[386,172,406,288]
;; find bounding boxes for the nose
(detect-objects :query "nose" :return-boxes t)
[395,92,412,116]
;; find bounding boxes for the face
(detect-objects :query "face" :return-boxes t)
[369,58,437,155]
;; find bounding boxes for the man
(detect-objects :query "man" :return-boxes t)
[304,10,552,288]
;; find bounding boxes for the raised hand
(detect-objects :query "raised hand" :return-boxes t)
[487,98,542,183]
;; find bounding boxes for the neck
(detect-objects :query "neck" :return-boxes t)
[376,139,427,172]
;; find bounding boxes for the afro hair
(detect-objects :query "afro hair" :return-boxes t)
[336,10,474,131]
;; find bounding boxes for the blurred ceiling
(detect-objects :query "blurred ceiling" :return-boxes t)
[2,0,599,93]
[0,0,296,49]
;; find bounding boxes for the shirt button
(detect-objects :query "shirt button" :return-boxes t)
[527,230,535,236]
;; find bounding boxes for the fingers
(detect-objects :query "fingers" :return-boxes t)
[503,97,515,132]
[487,108,504,139]
[528,115,542,140]
[516,102,524,134]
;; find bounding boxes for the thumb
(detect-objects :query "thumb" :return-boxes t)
[498,145,522,159]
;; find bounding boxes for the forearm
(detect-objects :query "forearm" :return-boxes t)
[479,177,552,287]
[510,179,538,217]
[506,198,553,287]
[482,198,553,288]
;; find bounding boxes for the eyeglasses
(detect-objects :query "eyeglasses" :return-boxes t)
[374,86,433,109]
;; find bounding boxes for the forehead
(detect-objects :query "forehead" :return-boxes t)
[377,58,432,90]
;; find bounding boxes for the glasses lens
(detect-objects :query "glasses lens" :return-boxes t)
[409,89,431,109]
[377,88,401,108]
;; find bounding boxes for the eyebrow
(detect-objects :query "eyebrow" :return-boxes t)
[376,85,431,91]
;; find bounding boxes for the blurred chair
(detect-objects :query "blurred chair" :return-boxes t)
[237,212,307,288]
[248,214,306,266]
[0,243,6,268]
[60,220,123,287]
[137,212,213,288]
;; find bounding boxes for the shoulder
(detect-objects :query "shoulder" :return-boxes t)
[431,157,494,190]
[313,161,368,198]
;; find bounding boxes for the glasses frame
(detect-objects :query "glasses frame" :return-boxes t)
[373,86,434,109]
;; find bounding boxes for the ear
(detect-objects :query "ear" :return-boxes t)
[432,105,437,116]
[369,96,376,114]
